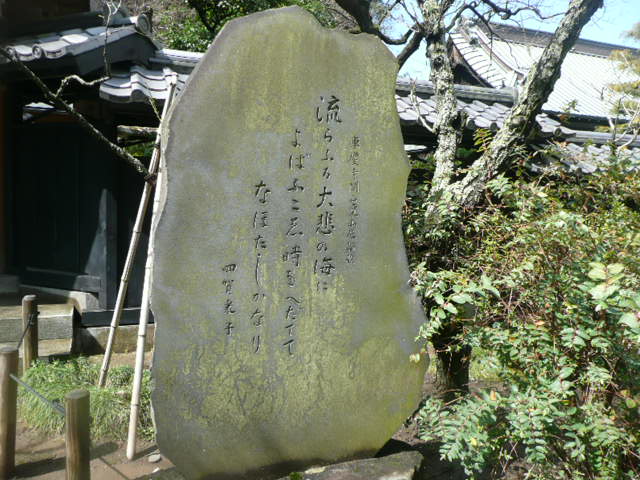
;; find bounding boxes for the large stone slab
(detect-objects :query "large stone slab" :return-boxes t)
[151,6,426,480]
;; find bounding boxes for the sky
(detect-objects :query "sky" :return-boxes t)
[388,0,640,79]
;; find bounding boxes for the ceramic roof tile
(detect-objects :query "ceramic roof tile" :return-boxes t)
[452,22,638,119]
[99,65,188,103]
[0,14,153,65]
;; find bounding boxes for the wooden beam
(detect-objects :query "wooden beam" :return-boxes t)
[116,126,157,143]
[0,347,18,479]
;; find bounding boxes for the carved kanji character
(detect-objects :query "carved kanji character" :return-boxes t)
[292,128,301,147]
[224,299,236,314]
[286,217,303,236]
[253,211,269,228]
[250,308,263,327]
[316,210,335,235]
[316,186,333,208]
[225,322,234,335]
[283,339,295,355]
[252,335,261,353]
[222,279,234,295]
[286,270,296,287]
[254,181,271,203]
[321,149,334,162]
[283,245,303,267]
[315,257,335,276]
[287,178,304,192]
[254,235,267,250]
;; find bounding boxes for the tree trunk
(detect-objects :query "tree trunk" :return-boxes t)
[419,0,603,399]
[421,0,461,229]
[447,0,604,210]
[431,326,471,403]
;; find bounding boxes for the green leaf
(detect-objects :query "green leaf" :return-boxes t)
[443,303,458,315]
[451,293,473,304]
[589,283,619,301]
[625,398,637,409]
[606,263,625,276]
[559,367,574,379]
[619,312,639,329]
[587,262,607,281]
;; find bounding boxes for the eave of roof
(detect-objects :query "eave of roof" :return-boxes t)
[475,21,640,58]
[0,12,158,78]
[450,20,638,119]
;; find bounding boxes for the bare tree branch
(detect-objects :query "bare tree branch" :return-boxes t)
[477,0,565,21]
[397,30,423,68]
[0,48,154,182]
[335,0,417,44]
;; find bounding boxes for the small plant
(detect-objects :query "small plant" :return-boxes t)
[18,356,154,441]
[409,155,640,479]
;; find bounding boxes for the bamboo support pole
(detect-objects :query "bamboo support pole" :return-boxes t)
[0,347,18,479]
[126,80,177,460]
[21,295,38,372]
[65,390,90,480]
[98,80,177,388]
[125,236,154,461]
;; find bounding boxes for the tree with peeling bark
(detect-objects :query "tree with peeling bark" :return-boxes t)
[334,0,604,400]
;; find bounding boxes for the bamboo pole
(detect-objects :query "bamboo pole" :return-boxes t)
[0,347,18,479]
[21,295,38,372]
[126,80,177,460]
[65,390,90,480]
[98,81,177,388]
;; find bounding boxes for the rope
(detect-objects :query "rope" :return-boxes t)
[10,373,65,416]
[16,312,38,350]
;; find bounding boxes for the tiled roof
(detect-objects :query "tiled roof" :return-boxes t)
[532,142,640,174]
[395,81,640,173]
[395,80,574,138]
[100,65,189,103]
[450,21,638,119]
[0,15,153,65]
[98,48,202,103]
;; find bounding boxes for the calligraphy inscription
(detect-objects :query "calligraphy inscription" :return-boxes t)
[216,95,361,355]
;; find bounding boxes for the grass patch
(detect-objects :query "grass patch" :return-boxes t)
[18,356,153,441]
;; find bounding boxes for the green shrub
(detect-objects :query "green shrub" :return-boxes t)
[411,155,640,479]
[18,356,154,441]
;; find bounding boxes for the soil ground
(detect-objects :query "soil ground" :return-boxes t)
[11,352,177,480]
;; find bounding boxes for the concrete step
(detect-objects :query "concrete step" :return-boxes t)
[74,324,155,355]
[0,303,74,357]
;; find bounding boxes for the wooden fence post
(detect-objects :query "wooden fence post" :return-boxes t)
[65,390,90,480]
[0,347,18,479]
[21,295,38,372]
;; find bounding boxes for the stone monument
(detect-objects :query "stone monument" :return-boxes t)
[151,7,427,479]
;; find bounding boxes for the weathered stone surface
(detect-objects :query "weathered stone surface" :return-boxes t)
[151,6,426,480]
[281,451,424,480]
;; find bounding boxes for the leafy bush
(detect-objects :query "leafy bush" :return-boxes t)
[18,357,154,441]
[410,153,640,479]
